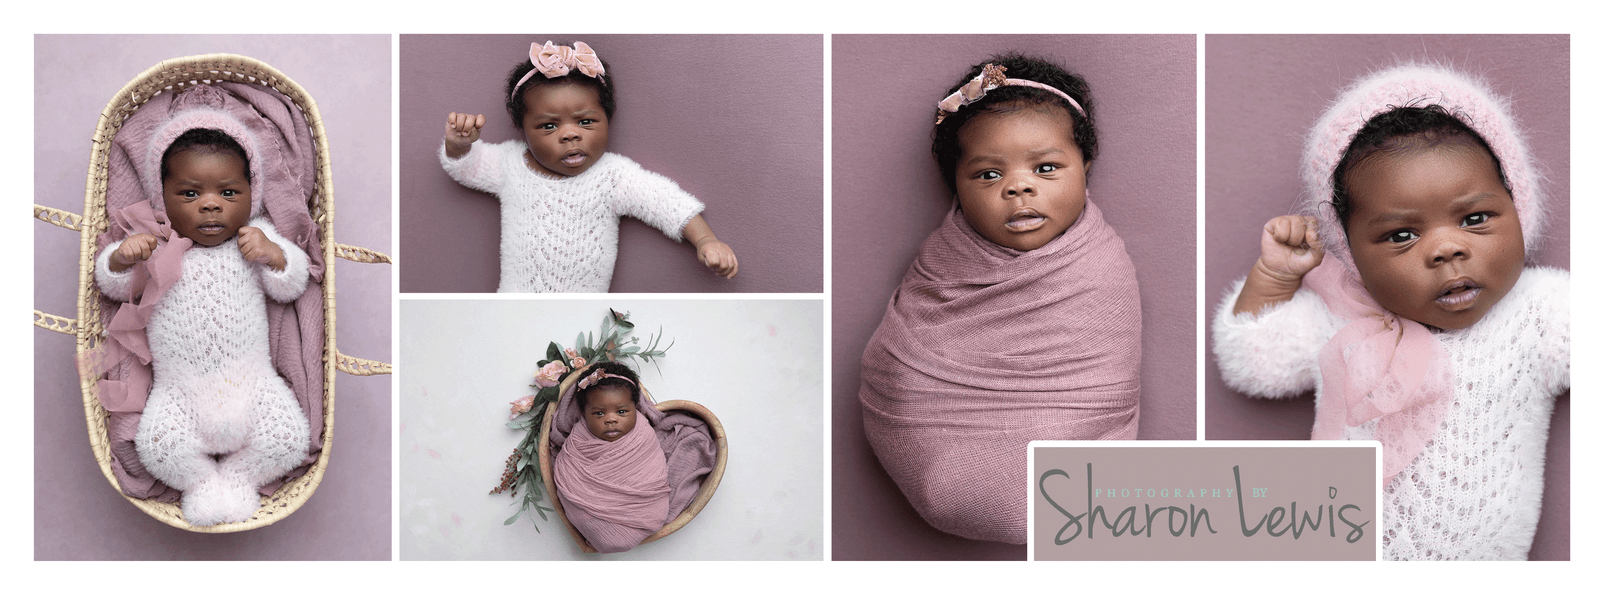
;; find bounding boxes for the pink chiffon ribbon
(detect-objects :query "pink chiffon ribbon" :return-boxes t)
[1304,260,1453,484]
[91,201,192,413]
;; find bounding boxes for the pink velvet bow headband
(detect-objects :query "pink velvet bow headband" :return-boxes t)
[936,63,1085,124]
[512,41,606,98]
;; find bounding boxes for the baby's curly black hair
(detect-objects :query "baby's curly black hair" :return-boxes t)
[504,47,617,131]
[931,53,1097,192]
[161,128,252,182]
[573,361,642,411]
[1330,104,1508,229]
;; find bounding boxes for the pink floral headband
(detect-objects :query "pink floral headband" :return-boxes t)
[512,41,607,98]
[936,64,1085,124]
[577,368,635,391]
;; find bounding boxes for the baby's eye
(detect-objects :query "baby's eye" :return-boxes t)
[1384,230,1419,244]
[537,123,556,131]
[1462,212,1490,226]
[1036,163,1059,173]
[581,118,597,126]
[977,171,1001,181]
[222,189,238,197]
[179,190,198,198]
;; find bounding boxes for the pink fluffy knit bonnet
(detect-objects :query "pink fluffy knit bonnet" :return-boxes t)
[141,84,267,219]
[1299,62,1546,263]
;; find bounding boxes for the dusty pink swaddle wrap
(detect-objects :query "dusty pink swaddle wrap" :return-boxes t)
[86,82,325,501]
[548,379,717,552]
[859,200,1141,544]
[555,416,671,553]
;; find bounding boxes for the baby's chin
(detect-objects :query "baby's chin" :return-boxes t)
[182,231,237,247]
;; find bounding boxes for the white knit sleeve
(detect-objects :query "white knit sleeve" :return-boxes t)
[1211,277,1341,399]
[610,157,705,242]
[95,239,136,302]
[439,139,509,196]
[251,218,310,303]
[1526,267,1570,394]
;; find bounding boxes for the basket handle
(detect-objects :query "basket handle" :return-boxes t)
[34,205,84,337]
[336,352,391,376]
[35,204,84,231]
[34,310,78,335]
[334,243,392,264]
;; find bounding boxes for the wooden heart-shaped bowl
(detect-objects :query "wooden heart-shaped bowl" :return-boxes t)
[537,369,728,553]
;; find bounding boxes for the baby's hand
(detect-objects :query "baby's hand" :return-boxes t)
[1256,215,1323,281]
[696,239,739,279]
[237,226,287,271]
[109,232,161,272]
[444,112,486,156]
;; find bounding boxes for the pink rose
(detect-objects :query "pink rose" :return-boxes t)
[570,356,587,368]
[564,347,579,359]
[509,396,535,419]
[534,360,568,388]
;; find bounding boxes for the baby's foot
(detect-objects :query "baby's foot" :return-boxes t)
[181,479,259,526]
[180,480,232,527]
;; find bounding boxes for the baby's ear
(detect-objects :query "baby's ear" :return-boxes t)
[1083,160,1092,175]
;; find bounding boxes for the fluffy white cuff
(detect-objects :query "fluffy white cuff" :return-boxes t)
[252,218,310,303]
[95,239,136,302]
[1211,277,1340,399]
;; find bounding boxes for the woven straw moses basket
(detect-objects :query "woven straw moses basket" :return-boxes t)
[32,54,392,533]
[538,366,728,553]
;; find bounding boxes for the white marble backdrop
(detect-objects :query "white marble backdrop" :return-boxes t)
[399,299,823,560]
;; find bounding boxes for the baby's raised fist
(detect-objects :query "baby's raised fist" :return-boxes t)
[109,233,161,272]
[445,112,486,147]
[236,226,287,271]
[1257,215,1324,280]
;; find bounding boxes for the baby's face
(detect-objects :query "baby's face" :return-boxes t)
[582,386,637,442]
[954,106,1089,251]
[519,82,609,177]
[162,149,252,247]
[1344,143,1524,330]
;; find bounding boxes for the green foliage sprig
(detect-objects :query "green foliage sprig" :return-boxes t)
[491,309,671,530]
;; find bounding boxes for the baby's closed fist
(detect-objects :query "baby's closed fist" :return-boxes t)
[236,226,286,271]
[445,112,485,148]
[697,239,739,279]
[110,232,161,272]
[1258,215,1323,280]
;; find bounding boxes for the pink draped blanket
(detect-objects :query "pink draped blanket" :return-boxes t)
[88,81,325,502]
[549,381,717,553]
[859,200,1141,544]
[555,417,671,553]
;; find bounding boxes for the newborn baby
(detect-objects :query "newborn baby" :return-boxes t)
[553,363,671,553]
[96,110,311,527]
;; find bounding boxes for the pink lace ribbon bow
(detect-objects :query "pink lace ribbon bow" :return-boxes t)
[1303,260,1454,484]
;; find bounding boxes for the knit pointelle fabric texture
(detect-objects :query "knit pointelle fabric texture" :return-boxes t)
[439,140,705,292]
[96,219,312,526]
[1213,267,1569,560]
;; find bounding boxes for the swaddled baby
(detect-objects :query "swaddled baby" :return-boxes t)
[858,54,1142,544]
[95,101,312,527]
[553,363,671,553]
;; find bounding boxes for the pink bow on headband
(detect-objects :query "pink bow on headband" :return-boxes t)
[514,41,606,96]
[936,63,1085,124]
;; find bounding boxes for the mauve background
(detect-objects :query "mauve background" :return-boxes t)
[1204,35,1570,560]
[33,35,392,560]
[832,35,1197,561]
[398,35,823,293]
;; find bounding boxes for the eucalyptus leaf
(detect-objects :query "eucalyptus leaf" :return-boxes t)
[546,342,562,363]
[505,509,521,525]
